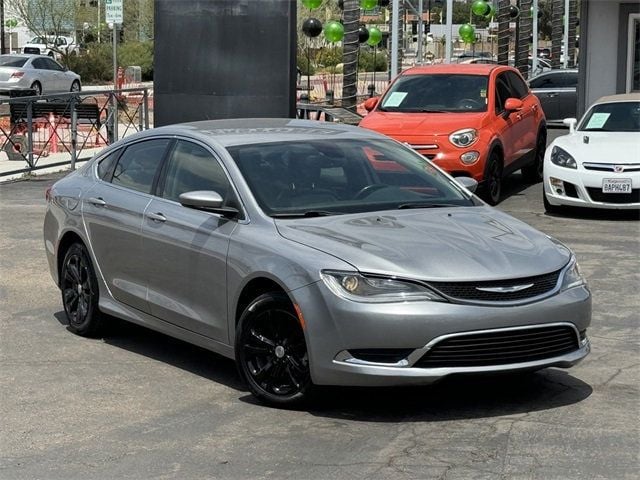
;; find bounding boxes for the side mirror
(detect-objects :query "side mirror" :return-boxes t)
[179,190,239,218]
[504,98,524,112]
[563,117,578,133]
[454,176,479,193]
[364,97,379,112]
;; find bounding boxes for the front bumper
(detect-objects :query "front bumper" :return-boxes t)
[293,281,591,386]
[544,161,640,210]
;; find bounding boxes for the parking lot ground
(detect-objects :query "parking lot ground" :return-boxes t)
[1,169,638,479]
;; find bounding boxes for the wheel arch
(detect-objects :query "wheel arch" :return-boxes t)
[234,277,291,327]
[56,230,86,284]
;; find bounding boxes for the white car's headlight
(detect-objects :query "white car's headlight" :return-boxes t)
[321,271,445,303]
[560,256,586,290]
[550,146,577,169]
[449,128,478,148]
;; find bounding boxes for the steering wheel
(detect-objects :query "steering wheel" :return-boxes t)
[457,98,483,110]
[354,184,389,200]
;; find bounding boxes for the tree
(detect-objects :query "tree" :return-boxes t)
[7,0,75,53]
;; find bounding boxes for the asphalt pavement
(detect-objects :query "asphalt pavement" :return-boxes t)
[0,136,638,479]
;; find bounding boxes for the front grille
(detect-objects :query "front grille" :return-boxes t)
[414,325,579,368]
[427,270,561,303]
[349,348,414,364]
[586,188,640,204]
[23,47,41,54]
[583,162,640,172]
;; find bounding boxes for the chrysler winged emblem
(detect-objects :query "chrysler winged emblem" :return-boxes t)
[476,284,534,293]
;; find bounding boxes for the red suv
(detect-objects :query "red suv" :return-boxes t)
[359,64,547,204]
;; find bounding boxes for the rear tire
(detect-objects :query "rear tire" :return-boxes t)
[522,130,546,183]
[481,151,503,205]
[235,293,314,407]
[60,243,105,337]
[30,81,42,96]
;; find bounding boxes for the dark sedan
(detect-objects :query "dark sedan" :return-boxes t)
[529,69,578,125]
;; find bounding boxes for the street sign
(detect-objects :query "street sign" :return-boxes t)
[105,0,123,24]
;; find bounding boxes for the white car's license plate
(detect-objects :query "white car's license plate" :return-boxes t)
[602,178,632,193]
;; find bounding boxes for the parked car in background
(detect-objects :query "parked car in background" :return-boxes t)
[0,54,81,96]
[43,118,591,406]
[359,64,547,205]
[22,35,79,59]
[543,93,640,212]
[529,69,578,125]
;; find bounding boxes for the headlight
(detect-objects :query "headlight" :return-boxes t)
[321,271,445,303]
[560,256,586,290]
[550,146,577,169]
[449,128,478,148]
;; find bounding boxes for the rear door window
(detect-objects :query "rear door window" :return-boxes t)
[111,139,170,194]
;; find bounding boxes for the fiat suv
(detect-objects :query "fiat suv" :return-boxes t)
[359,64,547,204]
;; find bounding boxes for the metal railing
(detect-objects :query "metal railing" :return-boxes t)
[0,87,152,177]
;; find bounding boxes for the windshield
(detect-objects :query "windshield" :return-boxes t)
[0,56,27,67]
[378,74,489,113]
[30,37,51,43]
[228,138,479,217]
[579,101,640,132]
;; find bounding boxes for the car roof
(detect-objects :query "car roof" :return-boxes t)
[401,64,500,76]
[594,92,640,104]
[148,118,384,147]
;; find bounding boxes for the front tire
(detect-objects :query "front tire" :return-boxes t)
[60,243,104,337]
[543,190,565,215]
[481,151,503,205]
[235,293,313,407]
[70,80,81,92]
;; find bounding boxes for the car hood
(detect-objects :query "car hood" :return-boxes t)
[554,131,640,165]
[275,207,570,281]
[359,111,486,137]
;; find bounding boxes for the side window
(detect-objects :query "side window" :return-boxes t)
[96,149,120,180]
[556,73,578,88]
[506,71,529,99]
[111,139,170,193]
[44,58,64,71]
[161,141,231,203]
[31,58,46,70]
[495,75,512,113]
[530,74,556,89]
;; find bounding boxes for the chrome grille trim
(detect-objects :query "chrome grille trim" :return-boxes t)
[412,323,580,368]
[582,162,640,172]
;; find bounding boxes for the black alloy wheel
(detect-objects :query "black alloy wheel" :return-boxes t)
[522,131,546,183]
[60,243,104,336]
[236,293,313,406]
[482,151,503,205]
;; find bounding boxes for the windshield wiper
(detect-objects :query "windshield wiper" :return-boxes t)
[397,202,461,209]
[271,210,341,218]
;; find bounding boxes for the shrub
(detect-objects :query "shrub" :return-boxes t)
[358,49,388,72]
[118,41,154,81]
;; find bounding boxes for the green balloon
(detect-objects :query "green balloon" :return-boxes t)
[360,0,378,9]
[461,33,476,44]
[458,23,475,39]
[367,26,382,46]
[324,20,345,43]
[302,0,322,9]
[471,0,490,16]
[486,5,496,19]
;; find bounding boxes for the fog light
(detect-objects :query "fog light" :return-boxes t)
[550,177,565,196]
[460,151,480,165]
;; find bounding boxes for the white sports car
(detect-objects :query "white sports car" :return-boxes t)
[543,93,640,212]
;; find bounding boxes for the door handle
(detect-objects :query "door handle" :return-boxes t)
[531,104,538,111]
[547,93,557,98]
[147,212,166,223]
[88,197,106,206]
[516,113,523,120]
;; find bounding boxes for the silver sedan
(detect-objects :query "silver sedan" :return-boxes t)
[0,54,81,96]
[43,119,591,406]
